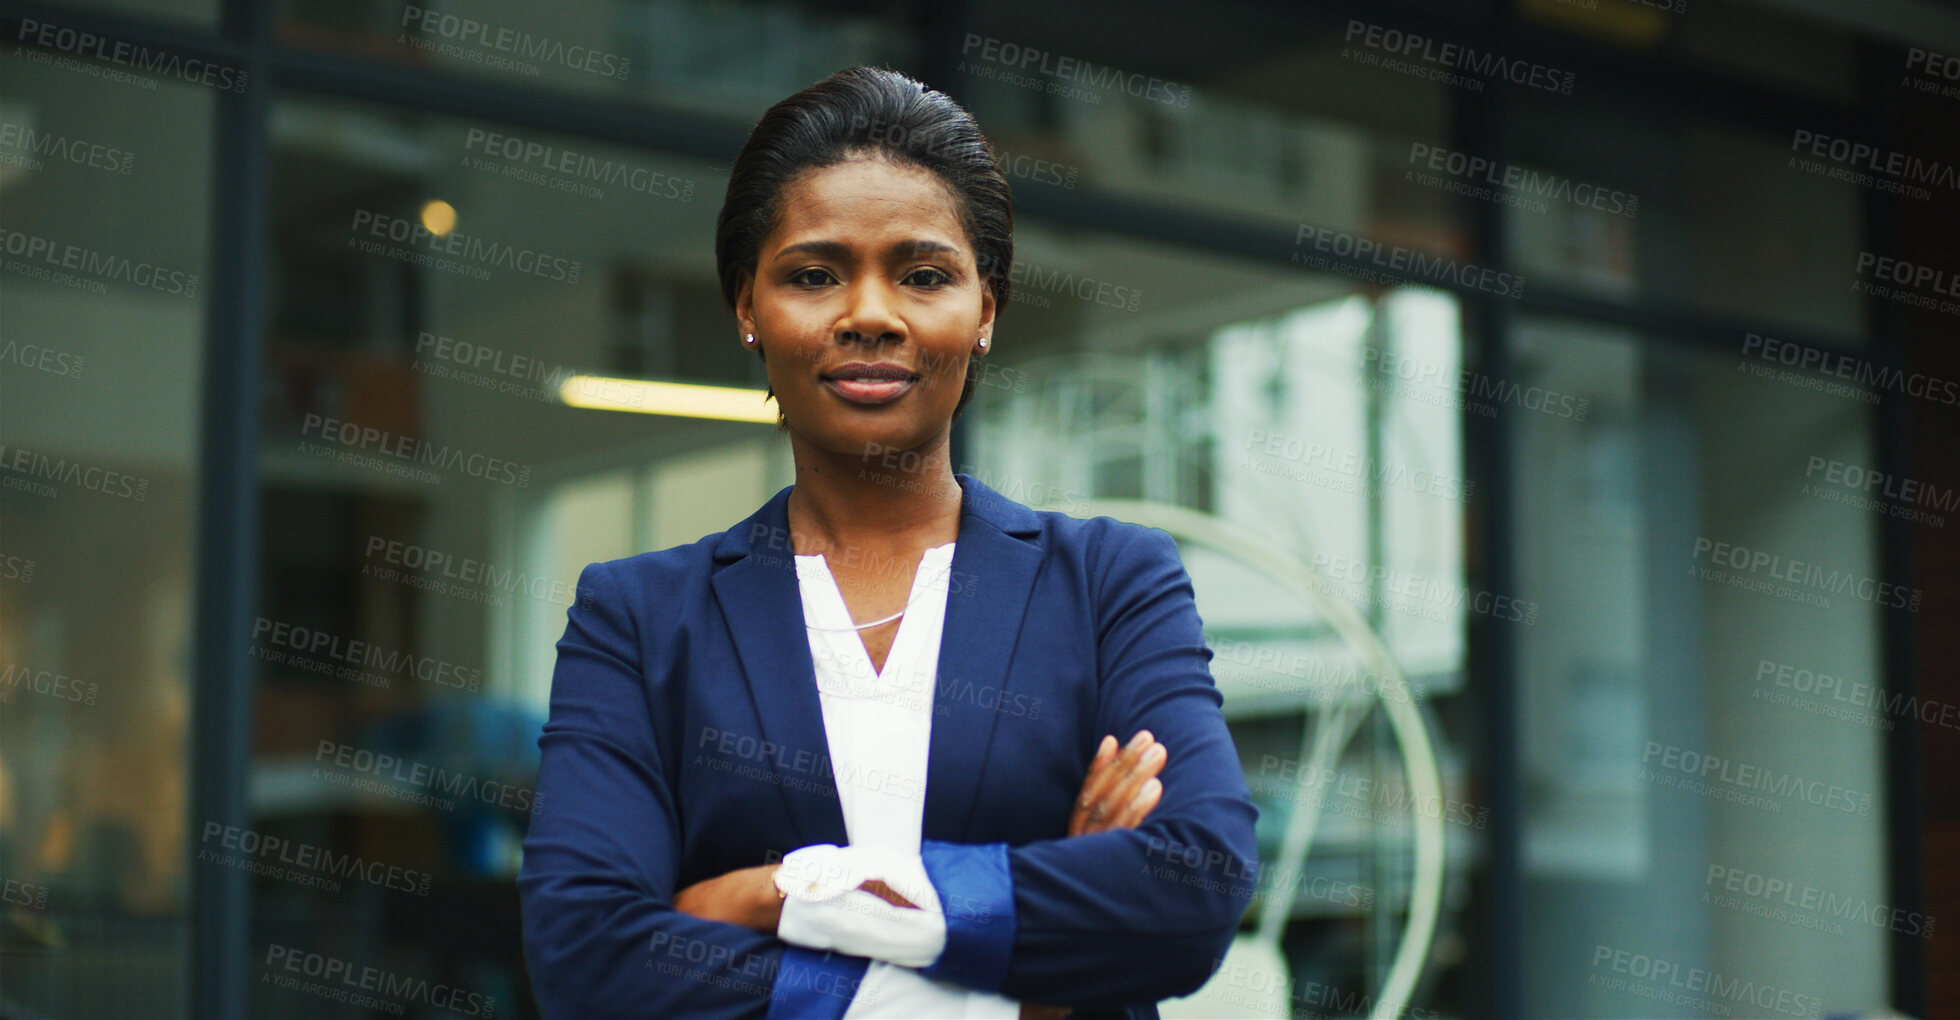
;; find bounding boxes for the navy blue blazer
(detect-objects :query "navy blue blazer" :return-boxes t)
[518,472,1260,1019]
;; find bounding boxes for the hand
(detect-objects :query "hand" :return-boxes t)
[1069,730,1167,837]
[672,864,784,933]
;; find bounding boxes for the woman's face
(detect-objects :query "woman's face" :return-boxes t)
[736,155,996,460]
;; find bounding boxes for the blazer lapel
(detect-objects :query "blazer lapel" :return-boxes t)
[710,485,850,846]
[923,474,1044,842]
[708,474,1047,848]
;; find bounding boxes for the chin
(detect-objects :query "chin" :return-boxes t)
[820,423,944,460]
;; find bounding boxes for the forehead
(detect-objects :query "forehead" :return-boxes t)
[767,156,970,250]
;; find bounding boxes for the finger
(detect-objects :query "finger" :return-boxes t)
[1107,738,1166,806]
[1081,734,1127,798]
[1069,736,1118,836]
[1092,733,1156,812]
[1079,739,1162,836]
[1097,742,1166,832]
[1115,777,1163,829]
[1070,734,1132,834]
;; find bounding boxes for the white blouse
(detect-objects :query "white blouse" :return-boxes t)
[792,542,1019,1019]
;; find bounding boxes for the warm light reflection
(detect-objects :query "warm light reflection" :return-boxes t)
[420,199,458,235]
[559,375,777,423]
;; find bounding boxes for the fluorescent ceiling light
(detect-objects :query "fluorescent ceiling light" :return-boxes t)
[558,374,776,423]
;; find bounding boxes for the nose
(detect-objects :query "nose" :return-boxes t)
[836,278,904,347]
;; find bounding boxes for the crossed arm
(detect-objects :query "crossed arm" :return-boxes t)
[521,528,1257,1018]
[670,731,1170,1017]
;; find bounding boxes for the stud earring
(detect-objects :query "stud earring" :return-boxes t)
[977,336,990,351]
[744,333,757,347]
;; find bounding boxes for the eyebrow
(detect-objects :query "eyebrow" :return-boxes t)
[773,239,965,262]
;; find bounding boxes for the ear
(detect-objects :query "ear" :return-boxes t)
[734,268,757,341]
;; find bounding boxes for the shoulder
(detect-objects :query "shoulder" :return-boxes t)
[958,473,1185,590]
[1028,506,1180,570]
[569,531,721,610]
[987,502,1189,619]
[960,471,1178,569]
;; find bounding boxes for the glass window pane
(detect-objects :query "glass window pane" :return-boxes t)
[966,231,1480,1018]
[252,96,795,1017]
[1517,0,1857,105]
[274,0,917,120]
[960,2,1469,253]
[1514,317,1890,1017]
[1508,98,1866,344]
[24,0,219,28]
[0,52,212,1020]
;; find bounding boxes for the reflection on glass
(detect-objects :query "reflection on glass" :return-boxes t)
[252,96,768,1018]
[1507,95,1864,344]
[276,0,916,119]
[1514,319,1887,1018]
[962,26,1456,249]
[0,55,211,1020]
[969,230,1476,1017]
[33,0,218,26]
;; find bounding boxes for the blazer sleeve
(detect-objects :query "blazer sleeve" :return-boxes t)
[918,523,1261,1010]
[519,560,863,1019]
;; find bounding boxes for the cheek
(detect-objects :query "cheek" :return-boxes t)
[757,318,825,375]
[927,355,971,406]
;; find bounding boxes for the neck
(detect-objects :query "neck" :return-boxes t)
[784,430,963,555]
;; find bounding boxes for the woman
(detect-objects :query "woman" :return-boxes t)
[518,66,1259,1020]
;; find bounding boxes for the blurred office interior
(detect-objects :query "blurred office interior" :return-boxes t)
[2,0,1958,1017]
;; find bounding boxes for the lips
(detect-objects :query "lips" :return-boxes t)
[823,362,918,382]
[822,362,920,405]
